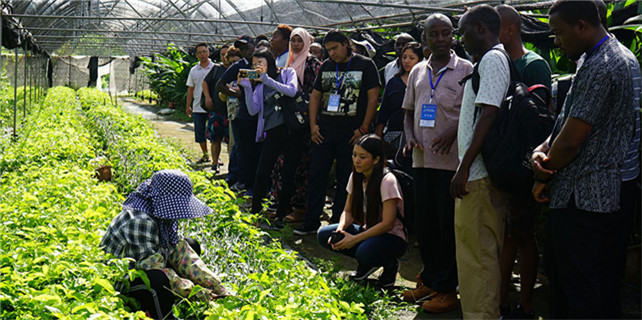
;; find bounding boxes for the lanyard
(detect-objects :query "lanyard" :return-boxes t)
[428,67,446,100]
[335,54,354,93]
[587,35,609,57]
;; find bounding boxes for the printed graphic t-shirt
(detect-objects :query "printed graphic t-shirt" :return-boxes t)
[312,53,380,130]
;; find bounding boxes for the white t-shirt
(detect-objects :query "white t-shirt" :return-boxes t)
[276,50,289,68]
[457,44,510,182]
[186,59,214,113]
[384,59,400,84]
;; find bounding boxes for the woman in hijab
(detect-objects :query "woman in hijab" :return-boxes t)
[271,28,321,224]
[101,169,227,319]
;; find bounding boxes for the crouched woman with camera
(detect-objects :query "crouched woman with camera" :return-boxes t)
[317,134,407,287]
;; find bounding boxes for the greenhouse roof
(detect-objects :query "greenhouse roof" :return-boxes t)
[2,0,552,57]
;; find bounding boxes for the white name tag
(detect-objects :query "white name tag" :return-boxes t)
[327,93,341,112]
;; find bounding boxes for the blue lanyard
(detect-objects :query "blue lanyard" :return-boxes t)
[588,35,609,57]
[428,67,446,100]
[335,54,354,93]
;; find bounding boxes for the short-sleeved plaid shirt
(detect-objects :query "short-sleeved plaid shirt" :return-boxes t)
[100,208,160,261]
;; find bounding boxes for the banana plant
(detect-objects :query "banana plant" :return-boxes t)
[140,44,197,113]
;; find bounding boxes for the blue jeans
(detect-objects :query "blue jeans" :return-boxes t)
[317,223,407,268]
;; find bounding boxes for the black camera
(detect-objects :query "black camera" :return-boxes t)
[330,231,345,244]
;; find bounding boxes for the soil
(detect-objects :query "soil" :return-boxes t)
[120,97,641,320]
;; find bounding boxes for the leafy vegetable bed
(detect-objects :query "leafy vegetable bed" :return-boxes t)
[0,87,140,319]
[1,86,403,319]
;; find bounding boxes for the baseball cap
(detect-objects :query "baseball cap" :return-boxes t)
[352,39,377,58]
[234,35,255,48]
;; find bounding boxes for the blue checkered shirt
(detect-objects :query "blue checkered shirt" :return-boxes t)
[100,208,161,261]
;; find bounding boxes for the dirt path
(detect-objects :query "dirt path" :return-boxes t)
[118,97,640,320]
[119,97,230,175]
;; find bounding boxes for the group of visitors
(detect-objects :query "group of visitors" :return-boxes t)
[103,0,638,318]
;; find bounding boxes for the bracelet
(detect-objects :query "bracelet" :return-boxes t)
[358,126,367,135]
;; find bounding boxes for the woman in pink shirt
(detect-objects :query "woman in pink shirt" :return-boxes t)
[317,134,407,287]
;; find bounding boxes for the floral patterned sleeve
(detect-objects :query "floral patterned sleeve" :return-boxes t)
[303,55,321,94]
[136,238,227,301]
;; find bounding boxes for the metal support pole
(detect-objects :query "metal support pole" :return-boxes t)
[12,48,18,139]
[68,56,72,87]
[0,9,3,89]
[23,45,27,117]
[29,52,33,106]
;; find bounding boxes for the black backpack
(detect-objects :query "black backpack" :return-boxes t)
[466,48,555,197]
[385,165,414,236]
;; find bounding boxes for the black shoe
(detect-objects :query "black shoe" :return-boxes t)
[230,182,246,192]
[500,305,512,318]
[211,163,220,173]
[503,304,534,319]
[350,265,379,281]
[376,259,400,288]
[270,218,285,230]
[293,224,319,236]
[196,154,210,164]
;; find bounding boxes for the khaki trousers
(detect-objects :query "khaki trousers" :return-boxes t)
[455,177,508,319]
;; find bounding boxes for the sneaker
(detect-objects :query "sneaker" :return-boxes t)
[284,210,306,222]
[350,265,379,281]
[230,182,246,192]
[218,159,224,166]
[196,154,210,164]
[421,291,458,313]
[211,163,220,173]
[503,304,534,319]
[324,196,333,209]
[267,201,278,213]
[293,224,319,236]
[376,259,400,288]
[401,284,436,303]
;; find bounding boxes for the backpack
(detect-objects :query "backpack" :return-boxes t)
[466,48,555,197]
[385,164,414,236]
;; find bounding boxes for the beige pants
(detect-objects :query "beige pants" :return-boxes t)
[455,177,508,319]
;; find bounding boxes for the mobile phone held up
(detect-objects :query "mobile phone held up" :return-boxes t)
[239,68,259,80]
[330,231,345,245]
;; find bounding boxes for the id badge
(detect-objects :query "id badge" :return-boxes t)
[420,104,437,127]
[327,93,341,112]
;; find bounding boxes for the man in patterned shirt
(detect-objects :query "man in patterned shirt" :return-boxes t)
[531,1,637,318]
[450,5,511,319]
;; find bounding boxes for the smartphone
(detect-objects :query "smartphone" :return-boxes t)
[330,231,345,244]
[239,68,259,80]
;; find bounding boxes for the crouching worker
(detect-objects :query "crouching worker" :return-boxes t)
[317,134,407,287]
[100,169,228,319]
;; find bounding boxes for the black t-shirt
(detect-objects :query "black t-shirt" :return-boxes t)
[312,53,380,129]
[201,63,227,115]
[219,58,255,120]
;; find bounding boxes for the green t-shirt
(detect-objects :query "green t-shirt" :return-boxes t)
[514,50,552,100]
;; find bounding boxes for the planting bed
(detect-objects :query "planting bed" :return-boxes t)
[0,86,406,319]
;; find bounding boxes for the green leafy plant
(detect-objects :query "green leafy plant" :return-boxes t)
[0,87,143,319]
[139,44,197,114]
[78,86,406,319]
